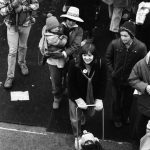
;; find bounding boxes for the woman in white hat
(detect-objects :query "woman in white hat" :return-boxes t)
[50,6,84,109]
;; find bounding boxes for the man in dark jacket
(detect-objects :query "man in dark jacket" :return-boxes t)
[105,20,147,128]
[129,51,150,141]
[0,0,39,88]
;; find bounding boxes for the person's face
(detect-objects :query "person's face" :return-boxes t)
[66,18,76,28]
[120,31,132,45]
[82,52,94,65]
[51,27,59,32]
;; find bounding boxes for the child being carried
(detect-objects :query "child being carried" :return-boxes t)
[39,13,68,66]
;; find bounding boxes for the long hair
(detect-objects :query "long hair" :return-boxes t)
[76,39,98,68]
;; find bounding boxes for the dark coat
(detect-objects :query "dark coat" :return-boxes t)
[129,52,150,117]
[105,38,147,85]
[61,23,83,60]
[68,58,106,103]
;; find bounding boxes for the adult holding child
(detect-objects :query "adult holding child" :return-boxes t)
[50,6,84,109]
[39,6,84,109]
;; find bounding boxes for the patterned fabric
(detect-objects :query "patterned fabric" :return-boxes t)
[0,0,39,26]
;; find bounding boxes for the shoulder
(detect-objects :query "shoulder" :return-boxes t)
[135,58,146,69]
[134,38,147,48]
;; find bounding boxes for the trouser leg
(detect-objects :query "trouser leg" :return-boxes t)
[18,26,31,65]
[7,26,19,78]
[69,99,82,137]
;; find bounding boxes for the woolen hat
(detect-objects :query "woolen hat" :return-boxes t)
[46,13,59,30]
[120,21,136,37]
[60,6,84,22]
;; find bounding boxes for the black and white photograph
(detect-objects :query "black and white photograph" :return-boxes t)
[0,0,150,149]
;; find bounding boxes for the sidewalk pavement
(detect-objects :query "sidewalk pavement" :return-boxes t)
[0,123,135,150]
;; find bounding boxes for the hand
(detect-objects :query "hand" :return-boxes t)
[75,98,87,109]
[11,0,21,8]
[94,99,103,111]
[146,85,150,95]
[15,5,22,13]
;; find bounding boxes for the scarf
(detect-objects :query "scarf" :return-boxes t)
[82,70,95,116]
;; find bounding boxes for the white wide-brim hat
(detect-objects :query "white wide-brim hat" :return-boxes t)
[60,6,84,22]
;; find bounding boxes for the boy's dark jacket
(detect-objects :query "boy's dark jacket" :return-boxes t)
[105,38,147,85]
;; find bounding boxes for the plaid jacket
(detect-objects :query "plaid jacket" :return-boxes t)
[0,0,39,26]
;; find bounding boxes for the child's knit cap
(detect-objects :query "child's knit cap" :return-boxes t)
[120,20,136,37]
[46,13,60,30]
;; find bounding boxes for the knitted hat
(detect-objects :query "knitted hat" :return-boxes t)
[46,13,59,30]
[120,21,136,37]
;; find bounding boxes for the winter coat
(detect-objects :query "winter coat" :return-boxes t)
[0,0,39,26]
[128,52,150,117]
[105,38,147,85]
[68,58,106,103]
[61,22,83,60]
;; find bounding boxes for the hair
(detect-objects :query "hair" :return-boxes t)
[76,39,98,68]
[82,141,103,150]
[81,39,95,54]
[119,28,134,39]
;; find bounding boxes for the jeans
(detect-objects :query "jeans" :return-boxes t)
[69,99,82,137]
[109,6,123,32]
[7,25,31,78]
[48,64,65,99]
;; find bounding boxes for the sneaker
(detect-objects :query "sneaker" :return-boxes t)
[4,77,14,89]
[19,64,29,75]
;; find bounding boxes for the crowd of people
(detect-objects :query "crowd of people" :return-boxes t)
[0,0,150,149]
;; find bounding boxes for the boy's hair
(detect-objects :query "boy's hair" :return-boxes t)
[81,39,95,54]
[82,141,103,150]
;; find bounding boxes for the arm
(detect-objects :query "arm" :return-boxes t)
[94,58,107,100]
[0,0,20,16]
[68,60,87,109]
[105,41,114,74]
[128,62,148,94]
[64,27,83,57]
[68,60,80,102]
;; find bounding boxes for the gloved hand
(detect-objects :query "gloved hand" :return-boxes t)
[75,98,87,109]
[15,5,22,13]
[11,0,21,8]
[94,99,103,111]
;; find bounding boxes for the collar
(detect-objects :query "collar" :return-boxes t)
[62,22,78,28]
